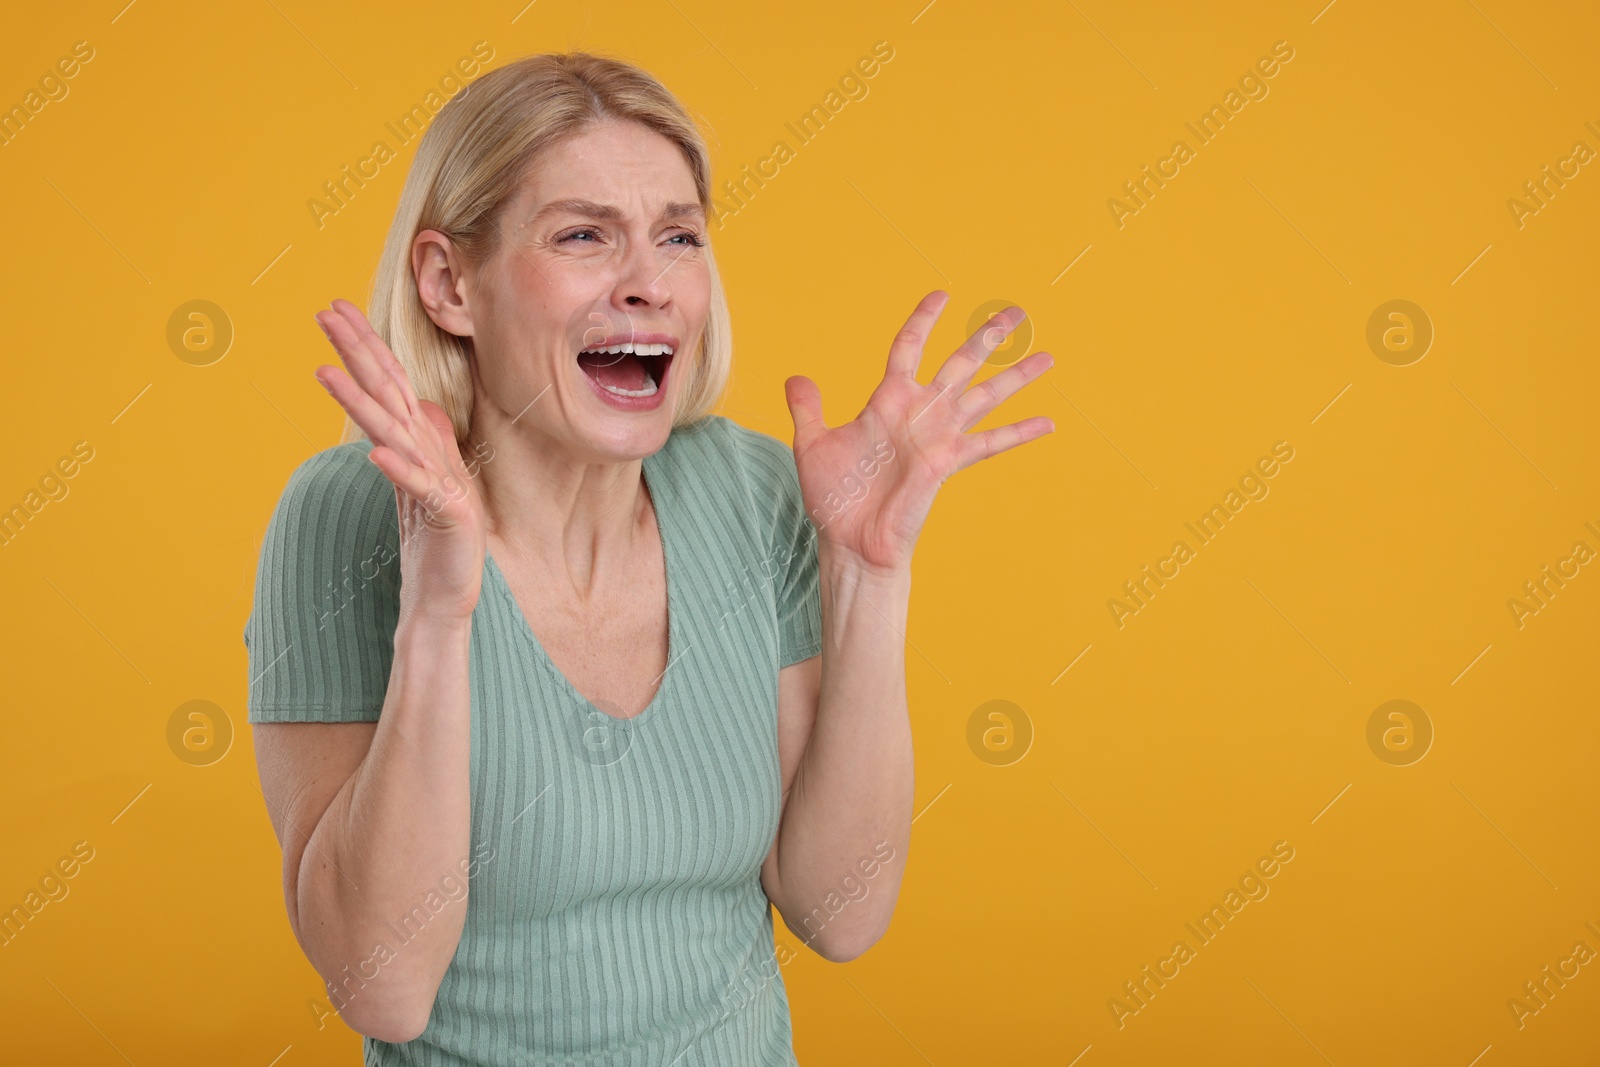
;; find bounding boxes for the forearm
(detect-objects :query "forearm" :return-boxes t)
[773,543,915,960]
[296,612,475,1039]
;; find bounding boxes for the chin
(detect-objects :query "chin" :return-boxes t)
[579,412,675,461]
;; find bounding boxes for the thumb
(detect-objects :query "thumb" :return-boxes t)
[418,398,454,438]
[783,375,825,448]
[418,400,467,467]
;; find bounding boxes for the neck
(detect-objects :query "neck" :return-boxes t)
[469,416,654,599]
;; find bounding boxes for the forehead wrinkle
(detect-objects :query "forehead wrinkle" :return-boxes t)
[529,198,706,225]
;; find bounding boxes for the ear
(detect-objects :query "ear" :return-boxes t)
[413,229,475,338]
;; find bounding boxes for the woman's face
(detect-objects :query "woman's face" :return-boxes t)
[447,119,711,462]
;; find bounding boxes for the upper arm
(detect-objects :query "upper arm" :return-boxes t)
[762,654,821,906]
[738,422,822,669]
[243,442,400,725]
[242,443,398,934]
[741,421,826,908]
[252,721,376,941]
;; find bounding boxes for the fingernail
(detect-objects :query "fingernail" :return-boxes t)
[313,313,330,339]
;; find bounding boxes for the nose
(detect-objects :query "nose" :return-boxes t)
[611,231,673,310]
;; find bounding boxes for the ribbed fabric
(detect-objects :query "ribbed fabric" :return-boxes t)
[243,414,822,1066]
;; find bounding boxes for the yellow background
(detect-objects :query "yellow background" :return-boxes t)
[1,0,1596,1063]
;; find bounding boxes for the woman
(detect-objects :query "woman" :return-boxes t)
[244,51,1054,1065]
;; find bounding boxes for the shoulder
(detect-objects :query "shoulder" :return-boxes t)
[245,440,401,718]
[659,414,801,521]
[662,413,797,484]
[261,439,397,560]
[281,438,384,492]
[278,439,387,502]
[662,415,812,563]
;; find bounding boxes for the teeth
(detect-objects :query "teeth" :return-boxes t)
[579,341,674,357]
[599,370,658,398]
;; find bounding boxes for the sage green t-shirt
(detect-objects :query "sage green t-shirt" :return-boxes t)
[243,414,823,1066]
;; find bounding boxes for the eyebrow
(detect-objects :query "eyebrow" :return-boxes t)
[530,198,706,225]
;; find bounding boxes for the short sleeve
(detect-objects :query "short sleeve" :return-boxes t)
[730,423,822,668]
[243,441,402,723]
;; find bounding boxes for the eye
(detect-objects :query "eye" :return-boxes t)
[555,226,704,248]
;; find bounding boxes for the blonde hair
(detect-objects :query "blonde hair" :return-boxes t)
[337,51,731,448]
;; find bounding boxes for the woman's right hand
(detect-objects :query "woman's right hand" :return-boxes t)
[313,298,487,623]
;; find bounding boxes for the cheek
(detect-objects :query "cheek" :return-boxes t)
[680,264,714,337]
[472,324,569,403]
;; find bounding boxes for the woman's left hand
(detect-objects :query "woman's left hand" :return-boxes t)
[782,290,1056,577]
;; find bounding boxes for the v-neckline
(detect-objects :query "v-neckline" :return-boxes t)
[483,449,677,726]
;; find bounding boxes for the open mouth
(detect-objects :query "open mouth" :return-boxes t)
[576,341,675,399]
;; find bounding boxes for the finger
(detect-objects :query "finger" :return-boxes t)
[416,400,485,521]
[885,290,950,380]
[317,363,429,467]
[953,415,1056,473]
[318,302,413,427]
[329,298,424,421]
[367,443,439,504]
[377,446,471,532]
[930,305,1024,394]
[320,301,415,425]
[316,307,412,433]
[953,350,1055,432]
[315,310,441,465]
[316,363,430,468]
[783,375,826,449]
